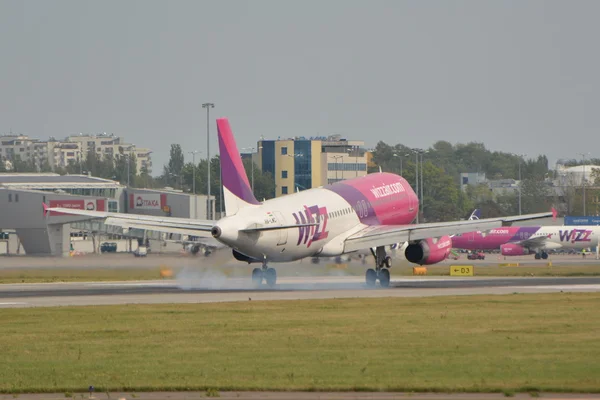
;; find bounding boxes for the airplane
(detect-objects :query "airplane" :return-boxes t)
[450,209,598,259]
[44,118,553,287]
[172,238,224,257]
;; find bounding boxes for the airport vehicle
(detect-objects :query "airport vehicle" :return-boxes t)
[100,242,117,253]
[133,246,147,257]
[467,251,485,260]
[45,118,552,287]
[451,214,600,259]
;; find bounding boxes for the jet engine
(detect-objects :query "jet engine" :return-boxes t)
[404,236,453,265]
[500,243,529,256]
[184,243,211,257]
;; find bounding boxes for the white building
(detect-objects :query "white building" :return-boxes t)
[65,133,153,174]
[0,133,152,174]
[556,165,600,186]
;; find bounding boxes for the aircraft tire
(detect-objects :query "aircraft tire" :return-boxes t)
[378,269,390,288]
[534,253,541,260]
[365,269,377,287]
[251,268,263,286]
[384,256,392,268]
[265,267,277,287]
[541,252,548,260]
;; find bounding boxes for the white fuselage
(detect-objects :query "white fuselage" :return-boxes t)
[216,188,365,262]
[536,226,600,251]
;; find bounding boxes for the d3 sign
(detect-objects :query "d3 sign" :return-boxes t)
[450,265,474,276]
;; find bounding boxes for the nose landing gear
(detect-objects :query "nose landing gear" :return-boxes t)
[251,262,277,288]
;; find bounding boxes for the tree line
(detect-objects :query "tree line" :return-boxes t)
[371,140,600,220]
[4,139,598,219]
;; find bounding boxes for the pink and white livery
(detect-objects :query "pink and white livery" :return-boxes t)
[452,213,600,260]
[44,118,552,287]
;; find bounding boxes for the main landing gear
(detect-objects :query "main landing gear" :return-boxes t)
[366,246,392,288]
[534,251,548,260]
[251,262,277,288]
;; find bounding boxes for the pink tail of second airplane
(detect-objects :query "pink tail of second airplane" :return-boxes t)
[217,118,260,216]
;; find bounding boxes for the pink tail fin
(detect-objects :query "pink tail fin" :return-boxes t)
[216,118,260,215]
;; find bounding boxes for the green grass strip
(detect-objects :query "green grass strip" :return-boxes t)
[0,293,599,393]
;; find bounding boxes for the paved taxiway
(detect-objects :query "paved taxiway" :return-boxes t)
[1,275,600,308]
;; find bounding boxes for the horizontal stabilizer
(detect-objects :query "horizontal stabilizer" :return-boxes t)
[104,218,213,237]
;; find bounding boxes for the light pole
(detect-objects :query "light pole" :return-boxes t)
[202,103,214,219]
[412,149,420,223]
[518,159,522,215]
[355,146,359,177]
[347,146,359,177]
[124,145,135,187]
[333,155,343,182]
[579,152,590,215]
[419,150,428,219]
[169,173,182,190]
[514,153,526,215]
[188,150,199,219]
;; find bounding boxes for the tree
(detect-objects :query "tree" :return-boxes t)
[115,153,137,186]
[243,158,276,201]
[520,179,551,214]
[135,166,156,188]
[555,170,581,215]
[590,168,600,186]
[11,155,36,172]
[39,159,52,173]
[164,144,185,188]
[420,161,467,222]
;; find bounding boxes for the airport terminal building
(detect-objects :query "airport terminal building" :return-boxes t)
[0,173,214,256]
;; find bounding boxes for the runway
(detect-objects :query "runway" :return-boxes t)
[1,275,600,308]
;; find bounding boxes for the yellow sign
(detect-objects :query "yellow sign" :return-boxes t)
[413,267,427,276]
[450,265,473,276]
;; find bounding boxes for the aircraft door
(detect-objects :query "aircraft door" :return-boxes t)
[274,211,288,246]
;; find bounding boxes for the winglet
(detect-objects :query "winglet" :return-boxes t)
[552,207,558,221]
[42,202,49,217]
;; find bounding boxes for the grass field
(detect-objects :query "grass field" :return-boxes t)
[1,262,600,284]
[0,267,166,283]
[1,293,599,394]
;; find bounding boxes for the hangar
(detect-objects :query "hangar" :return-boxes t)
[0,173,214,256]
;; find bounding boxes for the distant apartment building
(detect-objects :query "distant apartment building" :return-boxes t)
[256,134,368,197]
[0,132,152,174]
[65,133,152,174]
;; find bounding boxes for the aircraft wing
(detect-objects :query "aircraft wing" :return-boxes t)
[46,206,215,234]
[343,211,553,253]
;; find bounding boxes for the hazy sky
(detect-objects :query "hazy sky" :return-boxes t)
[1,0,599,174]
